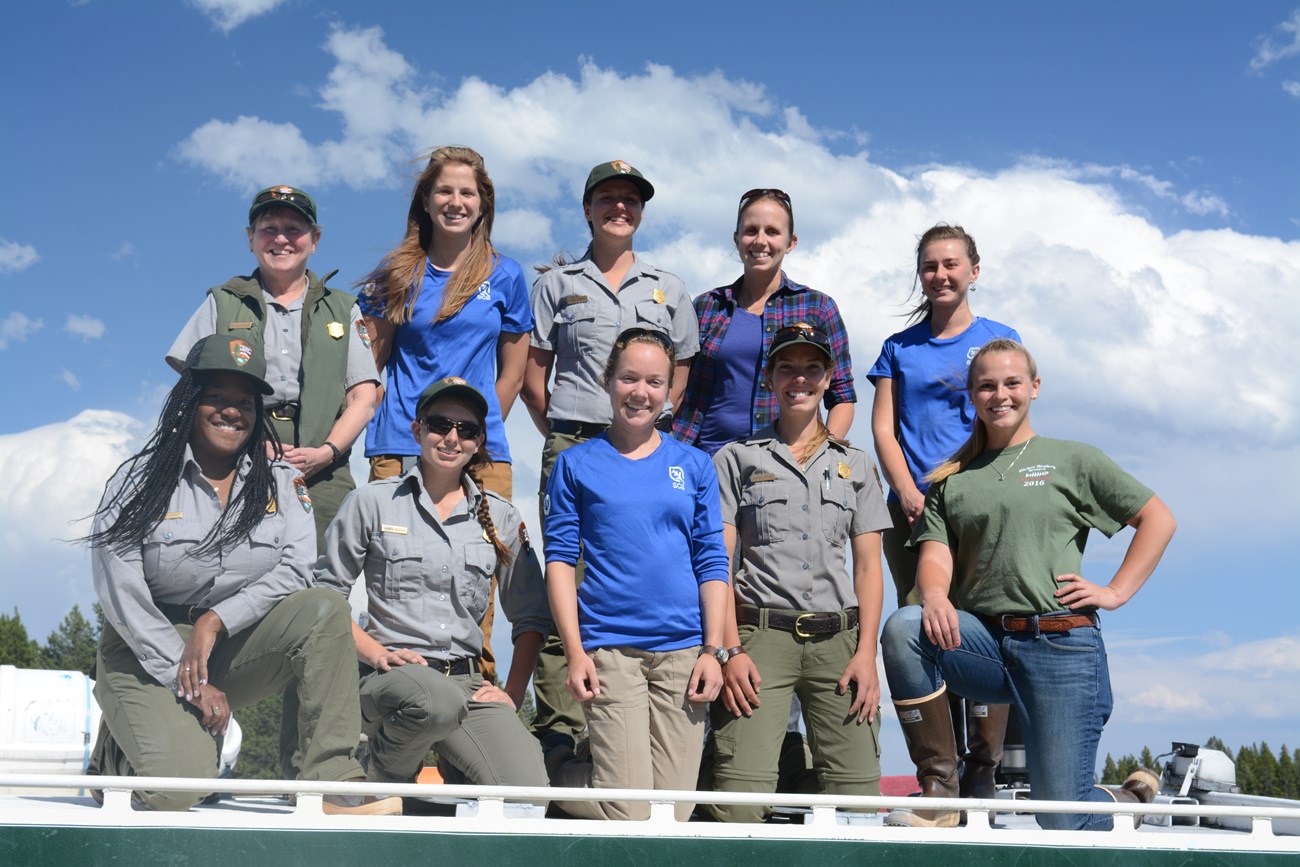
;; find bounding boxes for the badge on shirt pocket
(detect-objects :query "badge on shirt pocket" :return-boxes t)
[327,321,345,339]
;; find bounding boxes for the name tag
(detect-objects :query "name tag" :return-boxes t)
[560,294,588,308]
[381,524,408,535]
[228,322,254,330]
[164,512,184,520]
[748,472,777,483]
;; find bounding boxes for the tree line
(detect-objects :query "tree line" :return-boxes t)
[1100,736,1299,800]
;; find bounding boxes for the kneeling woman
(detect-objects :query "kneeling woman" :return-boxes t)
[86,337,394,814]
[315,378,548,791]
[545,328,729,821]
[707,324,891,822]
[881,339,1175,831]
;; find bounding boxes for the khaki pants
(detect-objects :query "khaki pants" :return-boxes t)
[359,664,546,794]
[883,499,921,608]
[530,431,590,742]
[705,622,882,823]
[93,588,364,810]
[551,646,706,821]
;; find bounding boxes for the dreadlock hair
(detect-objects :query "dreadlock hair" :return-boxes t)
[82,364,282,559]
[927,338,1036,485]
[358,146,499,326]
[906,223,981,324]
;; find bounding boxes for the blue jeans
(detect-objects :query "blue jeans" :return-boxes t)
[881,605,1116,831]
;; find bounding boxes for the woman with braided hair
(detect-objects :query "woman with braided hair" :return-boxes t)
[315,377,549,792]
[87,336,396,814]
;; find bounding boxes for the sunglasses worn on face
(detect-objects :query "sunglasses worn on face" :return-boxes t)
[422,415,483,439]
[616,327,672,349]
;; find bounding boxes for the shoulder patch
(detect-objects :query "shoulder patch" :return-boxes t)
[355,318,372,348]
[293,477,312,513]
[518,520,531,549]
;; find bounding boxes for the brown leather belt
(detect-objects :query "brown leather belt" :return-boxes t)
[988,612,1097,634]
[157,603,213,626]
[737,606,859,638]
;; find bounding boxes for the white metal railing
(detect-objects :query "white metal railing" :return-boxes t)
[3,773,1299,852]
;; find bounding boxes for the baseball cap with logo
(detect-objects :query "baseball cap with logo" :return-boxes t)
[766,322,834,365]
[582,160,654,203]
[415,376,489,420]
[248,185,318,226]
[183,335,274,395]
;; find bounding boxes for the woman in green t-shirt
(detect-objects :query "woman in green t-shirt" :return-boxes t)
[880,338,1177,831]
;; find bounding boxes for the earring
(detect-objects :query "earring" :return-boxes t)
[969,281,977,292]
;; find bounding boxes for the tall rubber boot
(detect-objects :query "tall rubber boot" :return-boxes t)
[959,702,1010,799]
[885,687,961,828]
[1097,768,1160,828]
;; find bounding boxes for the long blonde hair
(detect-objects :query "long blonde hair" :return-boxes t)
[927,338,1036,484]
[359,146,498,324]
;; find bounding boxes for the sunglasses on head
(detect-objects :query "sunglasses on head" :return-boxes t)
[421,415,483,439]
[615,327,672,349]
[774,323,828,343]
[739,188,791,208]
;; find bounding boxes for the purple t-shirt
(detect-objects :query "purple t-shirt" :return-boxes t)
[694,309,763,456]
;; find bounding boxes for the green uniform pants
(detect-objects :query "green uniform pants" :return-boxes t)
[883,499,921,608]
[705,621,882,823]
[530,430,590,742]
[359,664,547,794]
[92,588,364,811]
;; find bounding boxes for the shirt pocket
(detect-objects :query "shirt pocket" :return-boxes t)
[555,300,601,358]
[240,518,284,581]
[738,481,792,546]
[820,481,855,546]
[457,542,495,622]
[633,298,672,334]
[379,533,423,601]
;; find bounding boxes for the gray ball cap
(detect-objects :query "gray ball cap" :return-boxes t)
[183,335,275,395]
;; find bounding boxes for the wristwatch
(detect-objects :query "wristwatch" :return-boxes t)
[724,646,746,663]
[699,645,729,665]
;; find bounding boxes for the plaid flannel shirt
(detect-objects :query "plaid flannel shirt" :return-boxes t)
[671,272,855,444]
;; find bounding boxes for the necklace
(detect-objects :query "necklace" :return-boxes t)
[989,438,1031,482]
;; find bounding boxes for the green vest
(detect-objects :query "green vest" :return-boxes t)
[210,269,356,448]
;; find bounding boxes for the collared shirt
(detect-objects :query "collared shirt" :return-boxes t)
[530,251,699,424]
[167,290,377,404]
[315,470,549,662]
[672,273,856,445]
[714,427,890,612]
[91,449,315,690]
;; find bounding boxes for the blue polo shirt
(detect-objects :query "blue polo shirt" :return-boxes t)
[361,256,533,462]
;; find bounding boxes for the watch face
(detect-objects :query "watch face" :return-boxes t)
[713,648,729,665]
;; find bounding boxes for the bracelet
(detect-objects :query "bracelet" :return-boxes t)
[324,440,343,462]
[724,646,745,660]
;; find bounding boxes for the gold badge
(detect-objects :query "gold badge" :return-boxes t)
[326,321,345,339]
[837,461,851,479]
[265,497,276,515]
[652,288,666,304]
[164,512,184,520]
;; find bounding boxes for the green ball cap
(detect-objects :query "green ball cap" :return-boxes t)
[184,335,275,395]
[583,160,654,203]
[415,376,489,420]
[248,185,317,225]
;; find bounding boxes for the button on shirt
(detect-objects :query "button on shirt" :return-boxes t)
[714,428,891,612]
[530,251,699,424]
[91,450,315,690]
[315,471,550,663]
[167,290,377,404]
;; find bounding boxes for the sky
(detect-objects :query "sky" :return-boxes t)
[2,1,1298,775]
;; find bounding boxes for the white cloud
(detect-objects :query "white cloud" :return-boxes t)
[0,238,39,272]
[110,242,137,261]
[65,314,106,341]
[0,312,44,350]
[1284,80,1300,98]
[494,208,555,252]
[58,369,81,390]
[1250,9,1300,71]
[188,0,287,33]
[0,411,145,638]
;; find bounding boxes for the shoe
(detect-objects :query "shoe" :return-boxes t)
[884,687,961,828]
[1101,767,1160,828]
[323,793,403,816]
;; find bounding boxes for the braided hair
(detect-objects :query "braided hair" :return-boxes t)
[83,359,282,559]
[467,458,513,565]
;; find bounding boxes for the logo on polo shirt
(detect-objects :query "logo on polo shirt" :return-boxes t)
[669,466,685,491]
[476,280,492,301]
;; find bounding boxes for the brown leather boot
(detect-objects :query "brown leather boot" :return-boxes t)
[885,688,961,828]
[959,702,1010,800]
[1099,767,1160,828]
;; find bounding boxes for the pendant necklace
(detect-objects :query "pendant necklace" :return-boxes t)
[990,437,1032,482]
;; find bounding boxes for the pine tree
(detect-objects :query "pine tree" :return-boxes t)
[0,608,40,668]
[1256,742,1279,797]
[1236,743,1258,795]
[1205,735,1230,755]
[1276,745,1295,801]
[1102,754,1120,784]
[1140,746,1155,769]
[38,604,98,675]
[1117,754,1139,781]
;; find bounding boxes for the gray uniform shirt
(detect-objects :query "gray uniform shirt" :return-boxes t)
[714,428,892,612]
[166,291,377,403]
[315,471,550,662]
[530,252,699,424]
[91,450,315,690]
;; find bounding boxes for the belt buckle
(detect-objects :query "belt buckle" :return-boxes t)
[793,613,817,639]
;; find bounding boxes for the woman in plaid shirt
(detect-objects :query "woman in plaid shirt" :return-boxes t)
[671,189,855,454]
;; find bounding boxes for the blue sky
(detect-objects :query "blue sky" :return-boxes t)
[2,1,1298,773]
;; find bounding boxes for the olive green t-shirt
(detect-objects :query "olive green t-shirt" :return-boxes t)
[911,437,1154,616]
